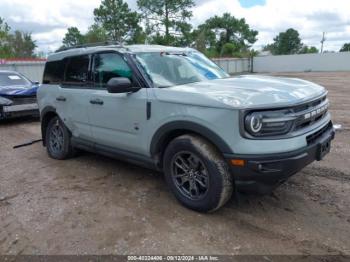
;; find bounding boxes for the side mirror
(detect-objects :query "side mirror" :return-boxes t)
[107,77,139,93]
[33,81,40,85]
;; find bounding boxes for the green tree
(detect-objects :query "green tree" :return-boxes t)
[0,17,10,40]
[221,43,236,57]
[94,0,140,42]
[0,17,11,58]
[262,43,275,53]
[85,24,108,43]
[137,0,195,45]
[192,24,217,53]
[62,27,85,47]
[127,26,147,44]
[299,45,318,54]
[268,28,303,55]
[8,31,37,58]
[203,13,258,54]
[0,17,36,58]
[340,43,350,52]
[173,22,193,46]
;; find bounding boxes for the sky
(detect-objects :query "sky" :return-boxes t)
[0,0,349,54]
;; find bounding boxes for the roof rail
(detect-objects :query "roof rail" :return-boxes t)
[55,41,123,53]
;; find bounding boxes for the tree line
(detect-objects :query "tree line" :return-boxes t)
[61,0,350,57]
[61,0,259,58]
[1,0,350,59]
[0,17,37,58]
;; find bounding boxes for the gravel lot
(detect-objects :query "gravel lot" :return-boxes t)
[0,72,349,255]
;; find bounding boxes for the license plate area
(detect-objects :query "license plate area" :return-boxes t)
[316,137,331,161]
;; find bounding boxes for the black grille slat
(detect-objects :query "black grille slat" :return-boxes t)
[306,121,333,145]
[293,96,326,113]
[3,96,37,106]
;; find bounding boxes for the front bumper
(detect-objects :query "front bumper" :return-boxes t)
[225,121,335,194]
[0,103,39,120]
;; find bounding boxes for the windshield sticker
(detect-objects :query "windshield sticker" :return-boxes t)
[8,75,21,80]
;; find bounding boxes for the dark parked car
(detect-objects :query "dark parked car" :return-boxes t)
[0,70,39,120]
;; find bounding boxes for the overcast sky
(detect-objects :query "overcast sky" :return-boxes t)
[0,0,349,54]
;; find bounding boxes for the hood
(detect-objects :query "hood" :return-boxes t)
[0,84,39,96]
[154,75,327,109]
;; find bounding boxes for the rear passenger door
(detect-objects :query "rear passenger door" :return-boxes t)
[59,55,94,142]
[88,52,149,155]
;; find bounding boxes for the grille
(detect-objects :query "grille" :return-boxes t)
[292,95,329,131]
[306,121,333,145]
[4,96,37,106]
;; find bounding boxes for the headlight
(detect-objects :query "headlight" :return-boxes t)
[0,96,13,106]
[244,110,296,137]
[246,113,263,134]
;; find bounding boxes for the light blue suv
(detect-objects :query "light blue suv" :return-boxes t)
[38,44,334,212]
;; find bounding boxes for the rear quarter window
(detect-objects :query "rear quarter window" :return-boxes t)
[43,60,66,84]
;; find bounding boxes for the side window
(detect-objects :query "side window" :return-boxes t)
[43,60,66,84]
[64,55,90,85]
[93,53,132,88]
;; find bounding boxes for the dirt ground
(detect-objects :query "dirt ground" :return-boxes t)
[0,72,349,255]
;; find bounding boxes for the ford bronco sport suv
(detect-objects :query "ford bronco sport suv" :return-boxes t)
[38,44,334,212]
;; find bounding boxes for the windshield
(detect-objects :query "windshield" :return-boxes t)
[0,72,31,87]
[135,51,229,88]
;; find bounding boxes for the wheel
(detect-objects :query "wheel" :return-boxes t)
[45,116,75,160]
[163,134,233,212]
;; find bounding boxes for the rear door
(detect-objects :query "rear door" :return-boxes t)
[58,55,94,142]
[87,52,149,155]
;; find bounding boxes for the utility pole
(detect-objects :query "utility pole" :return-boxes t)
[320,32,326,53]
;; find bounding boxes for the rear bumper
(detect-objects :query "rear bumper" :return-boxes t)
[225,121,335,194]
[0,103,39,120]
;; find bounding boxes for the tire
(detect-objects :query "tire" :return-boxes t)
[163,134,233,212]
[45,116,75,160]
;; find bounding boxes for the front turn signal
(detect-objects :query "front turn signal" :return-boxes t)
[230,159,245,167]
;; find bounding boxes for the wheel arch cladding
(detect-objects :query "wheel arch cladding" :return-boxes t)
[150,121,233,166]
[40,106,57,146]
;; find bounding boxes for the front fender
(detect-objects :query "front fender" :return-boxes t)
[150,120,234,158]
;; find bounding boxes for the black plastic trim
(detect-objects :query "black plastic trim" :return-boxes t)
[40,105,56,119]
[71,137,158,170]
[146,102,151,120]
[150,121,234,157]
[40,106,57,146]
[226,122,335,194]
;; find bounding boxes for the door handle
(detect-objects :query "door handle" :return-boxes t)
[56,96,66,102]
[90,99,104,105]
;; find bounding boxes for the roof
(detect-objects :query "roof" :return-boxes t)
[48,44,195,61]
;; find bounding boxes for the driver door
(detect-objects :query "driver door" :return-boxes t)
[87,52,149,155]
